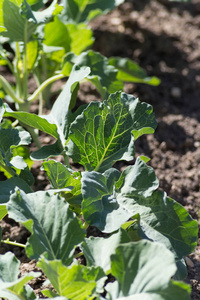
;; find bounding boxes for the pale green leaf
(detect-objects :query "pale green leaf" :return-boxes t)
[44,16,71,52]
[42,160,82,205]
[106,240,190,300]
[38,258,106,299]
[66,23,94,55]
[117,158,198,259]
[27,40,38,71]
[81,229,131,273]
[7,189,85,264]
[0,252,40,300]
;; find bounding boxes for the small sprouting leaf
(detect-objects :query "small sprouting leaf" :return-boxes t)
[64,50,123,98]
[7,189,85,265]
[38,258,106,299]
[42,160,82,205]
[117,158,199,259]
[109,57,161,86]
[67,91,156,172]
[81,229,131,273]
[81,170,132,232]
[106,240,190,300]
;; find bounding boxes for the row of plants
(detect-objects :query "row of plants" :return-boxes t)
[0,0,197,299]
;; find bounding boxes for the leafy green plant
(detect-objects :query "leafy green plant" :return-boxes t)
[0,63,198,299]
[0,0,160,118]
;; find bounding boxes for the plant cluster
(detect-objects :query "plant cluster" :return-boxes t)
[0,0,198,299]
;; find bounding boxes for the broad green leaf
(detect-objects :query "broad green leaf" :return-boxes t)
[61,0,124,23]
[106,241,190,300]
[81,170,132,232]
[44,16,71,52]
[64,50,123,98]
[7,189,85,264]
[81,229,131,273]
[66,23,94,55]
[109,57,161,86]
[42,160,82,205]
[4,106,59,139]
[0,252,40,300]
[67,91,156,172]
[38,258,106,299]
[117,158,198,259]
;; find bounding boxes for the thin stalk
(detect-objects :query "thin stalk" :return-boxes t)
[74,251,84,259]
[1,239,26,248]
[28,73,65,103]
[33,74,44,115]
[0,75,23,104]
[15,42,23,99]
[24,126,41,149]
[0,162,17,177]
[63,151,70,168]
[23,21,28,100]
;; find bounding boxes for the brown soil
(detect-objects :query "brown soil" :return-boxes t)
[0,0,200,299]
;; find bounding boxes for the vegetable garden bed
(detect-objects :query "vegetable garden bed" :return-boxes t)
[0,0,200,299]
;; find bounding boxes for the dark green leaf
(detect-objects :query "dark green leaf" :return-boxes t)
[109,57,160,86]
[64,50,123,98]
[81,170,132,232]
[61,0,124,23]
[67,92,156,171]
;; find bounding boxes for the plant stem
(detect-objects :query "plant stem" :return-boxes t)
[1,239,26,248]
[0,75,23,104]
[74,251,84,259]
[25,126,41,149]
[15,42,23,99]
[0,162,17,177]
[28,73,65,103]
[23,21,28,100]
